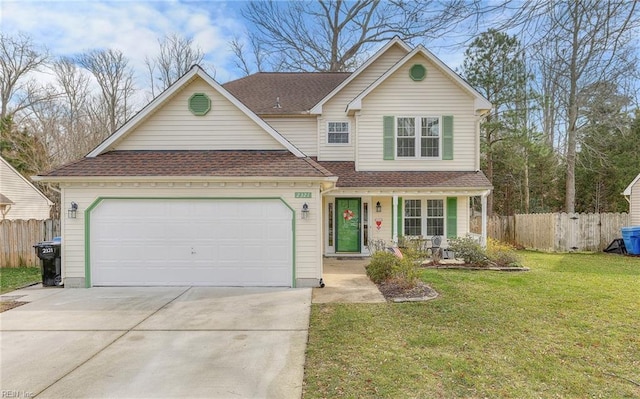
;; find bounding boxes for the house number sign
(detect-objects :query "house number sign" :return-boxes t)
[295,192,312,198]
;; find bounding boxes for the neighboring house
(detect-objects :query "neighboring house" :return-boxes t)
[0,156,53,220]
[623,173,640,225]
[34,38,492,288]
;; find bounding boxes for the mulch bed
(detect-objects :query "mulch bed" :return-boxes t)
[376,280,439,303]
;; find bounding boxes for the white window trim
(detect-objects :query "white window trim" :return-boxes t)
[395,116,442,160]
[402,197,446,238]
[326,121,351,145]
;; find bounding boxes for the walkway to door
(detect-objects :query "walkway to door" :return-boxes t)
[312,257,386,303]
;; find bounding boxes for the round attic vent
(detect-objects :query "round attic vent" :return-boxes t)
[409,64,427,81]
[189,93,211,116]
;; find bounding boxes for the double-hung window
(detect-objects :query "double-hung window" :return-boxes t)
[396,117,440,158]
[426,199,444,236]
[327,121,350,144]
[403,199,445,237]
[404,199,422,236]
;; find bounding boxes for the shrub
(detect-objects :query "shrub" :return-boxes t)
[366,250,419,287]
[486,238,523,267]
[447,236,489,266]
[366,251,396,283]
[392,256,420,287]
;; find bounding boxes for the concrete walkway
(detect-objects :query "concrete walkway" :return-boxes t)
[0,286,310,398]
[312,257,386,303]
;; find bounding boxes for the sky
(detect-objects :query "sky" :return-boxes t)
[0,0,467,88]
[0,0,250,83]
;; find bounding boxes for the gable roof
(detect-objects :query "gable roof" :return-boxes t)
[347,45,492,114]
[223,73,350,115]
[0,156,53,205]
[309,37,412,114]
[88,66,305,158]
[36,150,335,181]
[623,173,640,195]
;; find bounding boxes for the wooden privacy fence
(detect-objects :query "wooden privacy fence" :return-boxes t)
[476,212,630,252]
[0,219,60,267]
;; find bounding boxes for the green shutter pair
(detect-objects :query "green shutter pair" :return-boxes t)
[383,116,454,160]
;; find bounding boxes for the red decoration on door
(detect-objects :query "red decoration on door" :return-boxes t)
[343,209,354,221]
[375,218,382,230]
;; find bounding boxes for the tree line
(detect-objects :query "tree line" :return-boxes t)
[1,0,639,216]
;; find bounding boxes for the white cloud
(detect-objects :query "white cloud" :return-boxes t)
[0,0,245,89]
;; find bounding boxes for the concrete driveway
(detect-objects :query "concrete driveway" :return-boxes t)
[0,286,311,398]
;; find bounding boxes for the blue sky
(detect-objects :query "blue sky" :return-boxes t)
[1,0,251,83]
[1,0,468,87]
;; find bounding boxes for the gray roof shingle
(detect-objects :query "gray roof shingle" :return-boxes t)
[223,72,350,115]
[42,151,334,179]
[315,160,492,189]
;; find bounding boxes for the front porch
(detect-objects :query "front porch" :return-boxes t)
[321,191,489,257]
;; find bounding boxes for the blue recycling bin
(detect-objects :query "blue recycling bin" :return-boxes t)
[621,226,640,255]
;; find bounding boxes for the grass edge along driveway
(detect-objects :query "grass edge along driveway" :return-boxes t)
[303,252,640,398]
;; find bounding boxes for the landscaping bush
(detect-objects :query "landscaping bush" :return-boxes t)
[366,251,396,283]
[447,236,489,266]
[391,256,420,287]
[366,251,419,287]
[486,238,523,267]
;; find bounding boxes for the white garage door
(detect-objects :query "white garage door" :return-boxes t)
[90,199,293,286]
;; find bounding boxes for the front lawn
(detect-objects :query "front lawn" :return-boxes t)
[303,252,640,398]
[0,266,40,294]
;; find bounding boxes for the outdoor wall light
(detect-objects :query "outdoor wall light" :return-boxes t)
[301,203,310,219]
[376,201,382,212]
[68,201,78,219]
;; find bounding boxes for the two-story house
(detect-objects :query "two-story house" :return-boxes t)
[34,38,491,288]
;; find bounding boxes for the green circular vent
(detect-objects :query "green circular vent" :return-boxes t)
[189,93,211,116]
[410,64,427,81]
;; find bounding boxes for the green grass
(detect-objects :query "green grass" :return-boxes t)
[0,266,41,294]
[303,252,640,398]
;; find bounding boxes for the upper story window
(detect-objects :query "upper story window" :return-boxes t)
[396,117,440,158]
[327,121,350,144]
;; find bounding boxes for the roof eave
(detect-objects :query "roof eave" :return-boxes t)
[33,175,338,184]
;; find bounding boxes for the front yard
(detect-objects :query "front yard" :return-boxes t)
[303,252,640,398]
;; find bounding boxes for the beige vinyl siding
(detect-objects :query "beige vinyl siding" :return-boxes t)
[0,159,51,220]
[357,53,479,171]
[369,196,393,245]
[115,78,284,151]
[263,117,317,156]
[318,43,408,161]
[631,181,640,225]
[60,182,322,286]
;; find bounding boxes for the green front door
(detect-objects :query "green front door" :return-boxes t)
[336,198,361,252]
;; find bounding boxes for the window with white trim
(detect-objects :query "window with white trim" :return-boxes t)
[403,199,445,237]
[426,199,444,236]
[404,199,422,236]
[327,121,350,144]
[396,117,440,158]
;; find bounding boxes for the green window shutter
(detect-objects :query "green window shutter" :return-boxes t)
[446,197,457,238]
[442,115,454,160]
[397,197,403,239]
[383,116,395,160]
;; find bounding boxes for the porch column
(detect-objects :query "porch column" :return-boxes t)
[481,191,488,247]
[392,195,398,244]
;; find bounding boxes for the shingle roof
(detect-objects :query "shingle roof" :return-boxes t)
[315,161,492,189]
[223,72,351,115]
[41,151,334,179]
[40,152,490,190]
